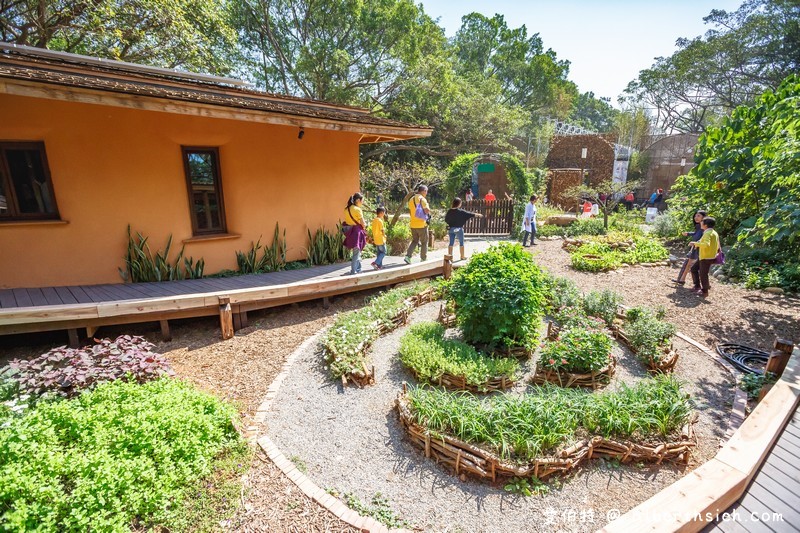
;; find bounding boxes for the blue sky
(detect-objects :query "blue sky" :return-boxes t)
[419,0,743,105]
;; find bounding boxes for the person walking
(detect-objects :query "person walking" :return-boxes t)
[521,195,539,246]
[342,192,367,274]
[370,206,387,270]
[689,216,720,298]
[672,210,707,285]
[444,197,483,261]
[404,185,430,264]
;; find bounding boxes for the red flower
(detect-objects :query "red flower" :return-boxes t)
[549,359,556,365]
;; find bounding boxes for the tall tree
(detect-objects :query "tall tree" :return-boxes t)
[568,91,619,132]
[232,0,444,107]
[0,0,238,74]
[623,0,800,133]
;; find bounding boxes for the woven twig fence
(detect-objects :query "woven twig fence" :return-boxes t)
[407,368,515,393]
[437,303,457,328]
[396,392,696,482]
[329,286,441,387]
[531,356,616,389]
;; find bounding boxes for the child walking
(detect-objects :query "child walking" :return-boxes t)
[371,207,387,269]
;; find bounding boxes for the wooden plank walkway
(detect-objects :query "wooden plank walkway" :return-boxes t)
[0,256,449,342]
[703,408,800,532]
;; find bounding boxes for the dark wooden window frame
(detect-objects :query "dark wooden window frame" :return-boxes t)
[0,141,60,221]
[181,146,228,236]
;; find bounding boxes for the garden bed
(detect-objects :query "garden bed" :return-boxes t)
[530,356,617,389]
[396,385,697,483]
[614,328,679,373]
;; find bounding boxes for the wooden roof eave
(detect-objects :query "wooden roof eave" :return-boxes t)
[0,77,433,140]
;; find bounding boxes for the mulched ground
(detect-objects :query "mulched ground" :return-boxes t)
[1,237,797,531]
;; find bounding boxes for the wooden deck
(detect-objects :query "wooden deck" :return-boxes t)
[703,408,800,532]
[0,256,449,344]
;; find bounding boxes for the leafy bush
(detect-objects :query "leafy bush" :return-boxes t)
[608,209,645,235]
[539,327,612,373]
[0,378,241,532]
[553,307,606,331]
[449,243,547,350]
[322,281,432,379]
[407,375,692,461]
[722,247,800,292]
[7,336,173,398]
[740,372,777,401]
[565,217,606,237]
[651,210,684,239]
[537,224,567,238]
[542,274,582,312]
[386,220,412,255]
[399,323,519,389]
[624,307,676,363]
[428,218,448,241]
[582,290,623,326]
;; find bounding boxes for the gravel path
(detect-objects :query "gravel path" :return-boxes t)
[266,299,733,532]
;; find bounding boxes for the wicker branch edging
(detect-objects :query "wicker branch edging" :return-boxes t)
[396,392,696,483]
[530,356,616,389]
[327,286,440,387]
[407,367,516,393]
[613,327,680,373]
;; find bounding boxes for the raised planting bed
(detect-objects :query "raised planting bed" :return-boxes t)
[321,282,440,387]
[613,306,680,374]
[399,322,518,393]
[565,233,669,272]
[396,379,696,483]
[533,325,616,389]
[614,329,679,373]
[530,357,617,389]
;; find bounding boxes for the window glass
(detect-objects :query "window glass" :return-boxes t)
[0,143,59,220]
[183,148,226,235]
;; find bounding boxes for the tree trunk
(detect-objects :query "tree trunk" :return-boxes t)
[388,192,414,231]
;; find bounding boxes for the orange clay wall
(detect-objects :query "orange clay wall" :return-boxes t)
[0,94,361,289]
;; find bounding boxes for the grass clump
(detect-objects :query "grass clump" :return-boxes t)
[399,323,519,390]
[407,375,692,462]
[0,378,243,532]
[322,281,432,379]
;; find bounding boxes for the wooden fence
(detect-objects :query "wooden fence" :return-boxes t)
[462,199,515,234]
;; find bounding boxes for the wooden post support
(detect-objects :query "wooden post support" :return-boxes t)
[239,310,248,328]
[428,231,435,249]
[233,308,242,331]
[159,320,172,342]
[443,255,453,280]
[219,296,234,340]
[86,325,98,338]
[67,328,80,348]
[323,296,331,309]
[765,338,794,378]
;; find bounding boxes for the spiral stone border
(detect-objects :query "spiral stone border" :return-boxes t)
[396,390,697,483]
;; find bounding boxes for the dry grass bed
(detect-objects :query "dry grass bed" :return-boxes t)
[531,239,799,351]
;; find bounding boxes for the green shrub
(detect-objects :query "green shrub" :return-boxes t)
[740,372,777,401]
[608,209,645,235]
[582,290,623,326]
[722,247,800,292]
[553,307,605,330]
[543,274,582,312]
[428,219,448,241]
[624,307,676,363]
[449,243,547,350]
[539,327,613,373]
[399,323,519,390]
[565,217,606,237]
[386,220,412,255]
[322,281,432,379]
[0,378,241,532]
[407,375,692,461]
[651,210,684,239]
[537,224,567,238]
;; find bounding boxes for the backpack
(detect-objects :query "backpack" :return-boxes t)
[414,196,427,220]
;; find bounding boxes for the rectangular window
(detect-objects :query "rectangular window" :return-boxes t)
[182,147,227,235]
[0,142,59,221]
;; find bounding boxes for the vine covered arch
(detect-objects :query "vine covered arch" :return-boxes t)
[446,153,541,236]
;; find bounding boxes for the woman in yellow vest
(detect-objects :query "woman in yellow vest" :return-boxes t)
[689,216,720,298]
[343,192,367,274]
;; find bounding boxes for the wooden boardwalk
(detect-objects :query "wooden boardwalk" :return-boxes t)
[0,256,448,344]
[703,407,800,532]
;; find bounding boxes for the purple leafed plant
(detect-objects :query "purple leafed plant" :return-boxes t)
[8,335,174,398]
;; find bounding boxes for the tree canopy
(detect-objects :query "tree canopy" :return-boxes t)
[624,0,800,133]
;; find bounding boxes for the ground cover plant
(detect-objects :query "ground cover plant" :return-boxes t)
[624,307,677,364]
[399,322,519,390]
[538,327,612,374]
[448,243,548,351]
[8,335,173,398]
[0,378,243,532]
[542,274,582,313]
[407,375,692,461]
[569,234,668,272]
[322,281,433,380]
